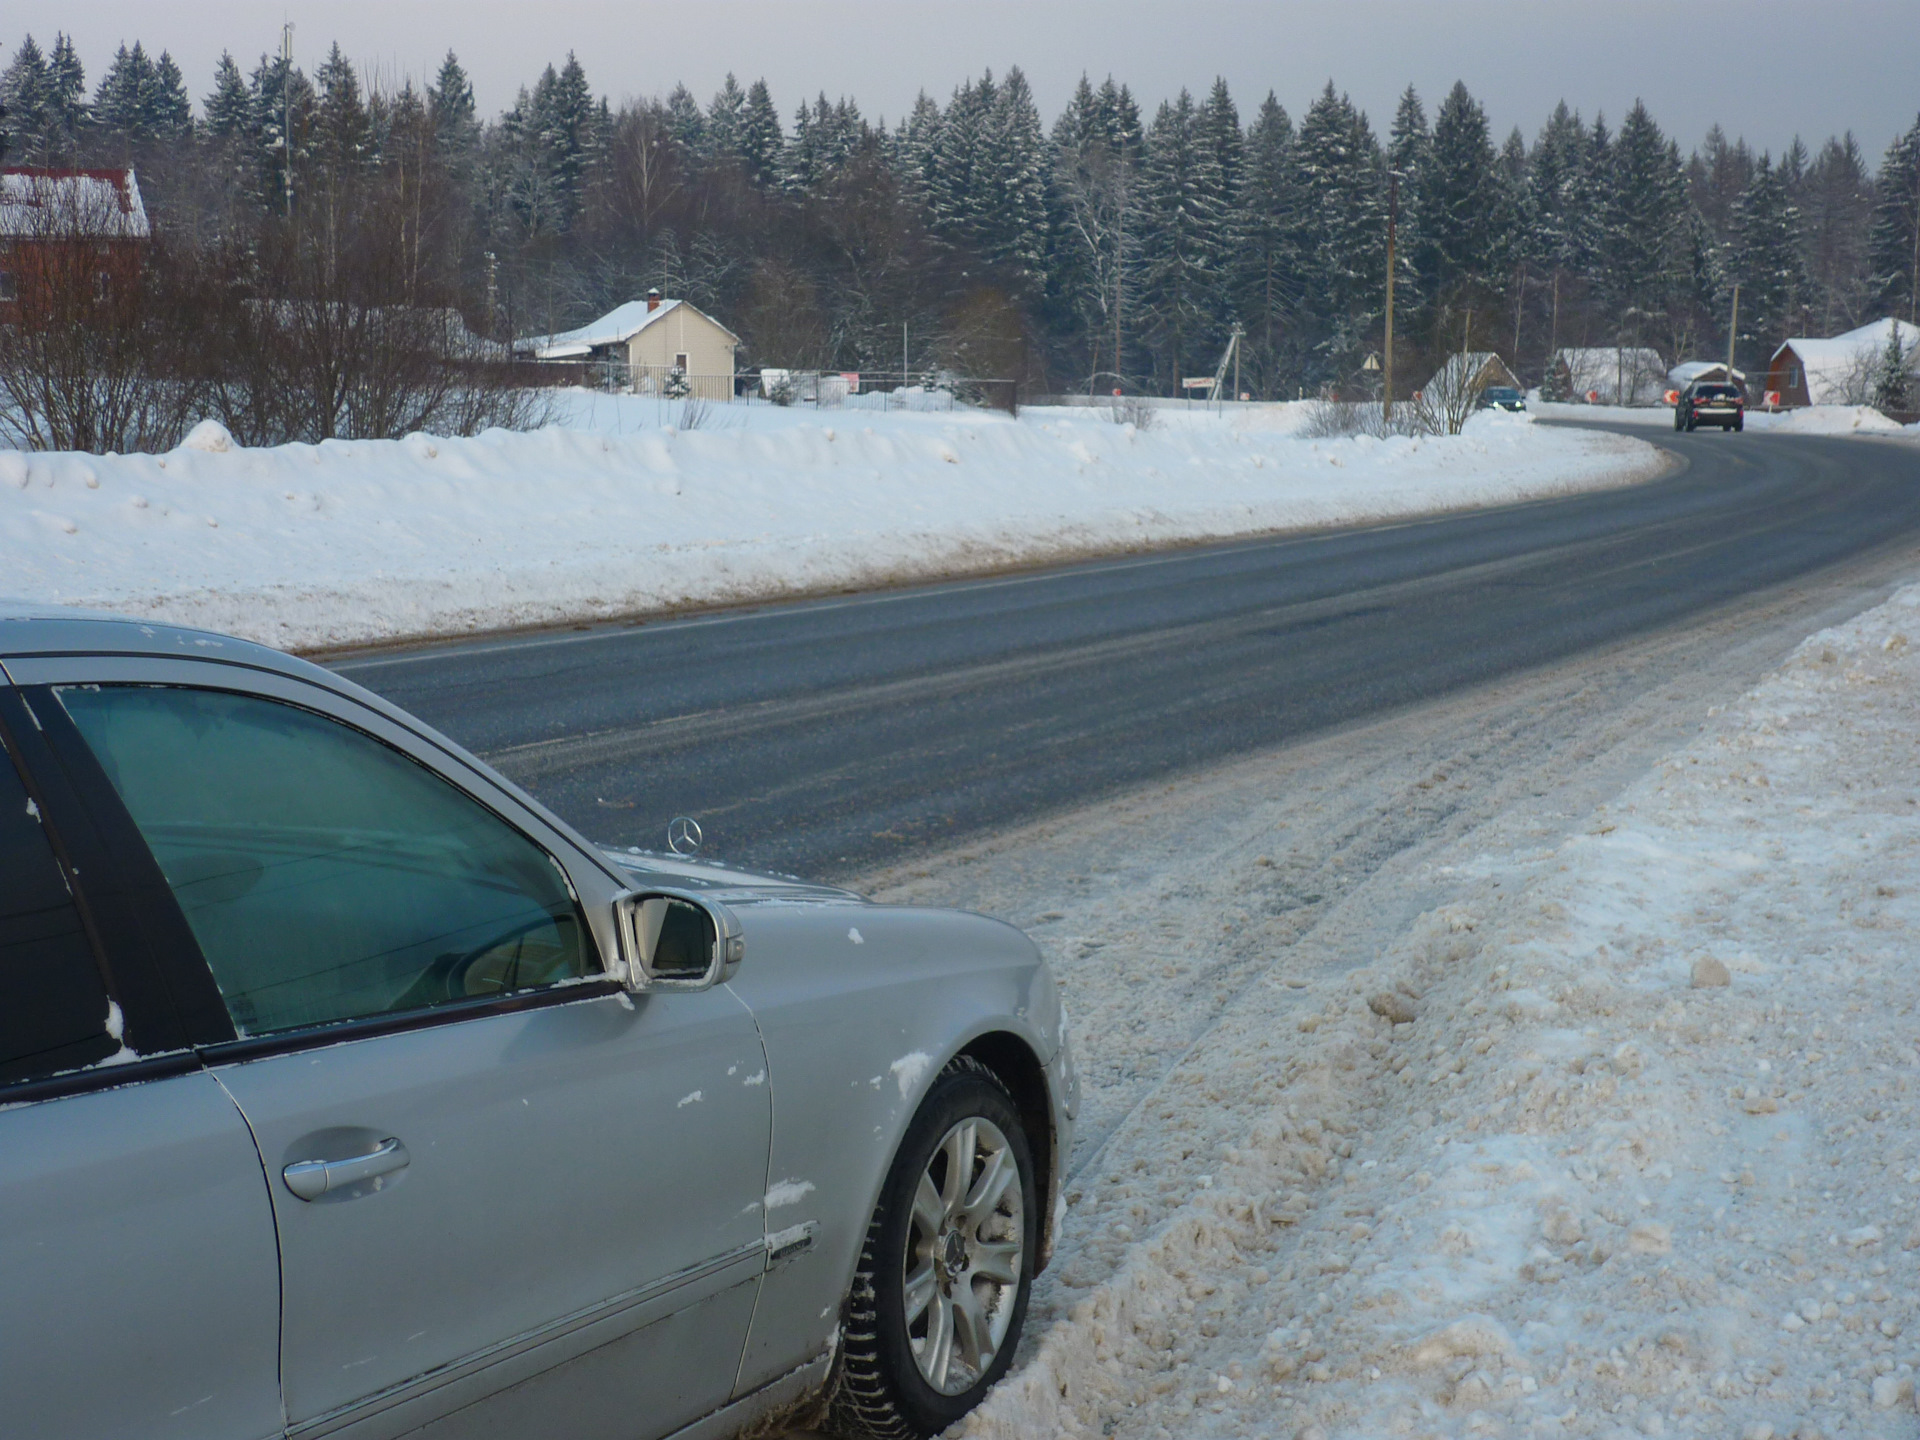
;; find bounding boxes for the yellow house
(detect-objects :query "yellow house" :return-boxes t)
[520,289,740,399]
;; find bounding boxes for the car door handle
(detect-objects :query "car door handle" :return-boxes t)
[282,1138,410,1201]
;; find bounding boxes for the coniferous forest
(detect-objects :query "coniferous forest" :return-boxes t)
[3,31,1918,419]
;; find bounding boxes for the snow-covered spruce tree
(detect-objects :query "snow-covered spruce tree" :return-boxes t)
[204,53,250,140]
[1139,88,1225,392]
[1293,83,1386,385]
[1195,77,1243,324]
[313,44,375,272]
[149,52,191,138]
[737,79,784,189]
[1525,101,1589,281]
[1234,92,1305,397]
[90,41,191,148]
[705,74,746,165]
[927,72,994,253]
[1866,113,1920,322]
[1423,81,1505,301]
[46,34,87,147]
[1800,133,1874,331]
[541,54,602,230]
[248,49,315,214]
[428,52,478,163]
[783,98,818,195]
[91,43,152,140]
[1386,85,1433,315]
[1,36,54,158]
[894,90,943,210]
[978,67,1049,291]
[1594,102,1690,323]
[665,84,706,159]
[1687,123,1754,247]
[1725,152,1805,365]
[1871,323,1913,413]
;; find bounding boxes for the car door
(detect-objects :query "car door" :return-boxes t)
[20,662,773,1440]
[0,682,283,1440]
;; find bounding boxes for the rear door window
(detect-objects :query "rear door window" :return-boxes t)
[0,739,119,1085]
[55,685,597,1037]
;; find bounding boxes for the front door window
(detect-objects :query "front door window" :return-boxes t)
[56,685,595,1036]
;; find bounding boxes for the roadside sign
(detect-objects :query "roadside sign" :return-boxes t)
[1764,390,1780,409]
[1664,389,1679,405]
[1181,377,1215,391]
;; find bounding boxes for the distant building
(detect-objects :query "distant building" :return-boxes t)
[0,167,149,320]
[517,290,740,399]
[1668,360,1745,389]
[1420,350,1520,399]
[1548,347,1667,406]
[1766,318,1920,408]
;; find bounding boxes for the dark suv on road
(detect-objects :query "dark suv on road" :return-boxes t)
[1675,380,1745,431]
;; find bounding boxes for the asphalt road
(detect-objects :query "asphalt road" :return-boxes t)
[330,425,1920,881]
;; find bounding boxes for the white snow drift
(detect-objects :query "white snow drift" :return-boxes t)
[1,401,1659,651]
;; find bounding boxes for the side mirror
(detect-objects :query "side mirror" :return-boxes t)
[613,890,745,993]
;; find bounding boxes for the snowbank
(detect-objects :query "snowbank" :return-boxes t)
[960,573,1920,1438]
[0,402,1659,651]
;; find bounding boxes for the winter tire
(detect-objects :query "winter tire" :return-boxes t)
[827,1056,1036,1439]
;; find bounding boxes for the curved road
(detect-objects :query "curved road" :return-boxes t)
[332,425,1920,879]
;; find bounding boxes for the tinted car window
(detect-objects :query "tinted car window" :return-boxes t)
[0,739,119,1085]
[57,686,595,1037]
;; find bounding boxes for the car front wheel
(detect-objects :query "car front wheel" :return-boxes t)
[829,1056,1037,1439]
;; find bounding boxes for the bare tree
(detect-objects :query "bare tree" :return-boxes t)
[0,171,198,451]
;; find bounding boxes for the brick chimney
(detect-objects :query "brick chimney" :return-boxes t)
[646,288,662,312]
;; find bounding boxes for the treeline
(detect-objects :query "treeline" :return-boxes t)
[4,30,1920,404]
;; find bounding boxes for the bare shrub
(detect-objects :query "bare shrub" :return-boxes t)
[1108,395,1155,429]
[1299,399,1433,439]
[677,396,712,430]
[0,174,200,452]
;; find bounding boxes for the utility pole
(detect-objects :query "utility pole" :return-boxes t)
[902,321,909,389]
[280,23,295,217]
[484,251,498,339]
[1726,283,1741,374]
[1384,170,1400,419]
[1548,270,1561,377]
[1512,264,1526,362]
[1910,144,1919,324]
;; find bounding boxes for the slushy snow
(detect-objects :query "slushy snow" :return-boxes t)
[947,574,1920,1439]
[0,400,1660,652]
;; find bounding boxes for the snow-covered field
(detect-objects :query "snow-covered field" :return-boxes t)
[0,399,1661,652]
[857,548,1920,1440]
[1533,400,1920,437]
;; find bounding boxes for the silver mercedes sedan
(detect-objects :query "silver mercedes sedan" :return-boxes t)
[0,608,1076,1440]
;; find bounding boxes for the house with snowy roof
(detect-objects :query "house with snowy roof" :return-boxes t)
[1420,351,1520,401]
[0,166,149,319]
[1548,346,1667,406]
[517,290,740,399]
[1766,318,1920,409]
[1668,360,1745,389]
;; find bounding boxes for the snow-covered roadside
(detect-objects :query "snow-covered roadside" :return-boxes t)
[1533,399,1919,436]
[0,404,1659,652]
[925,571,1920,1439]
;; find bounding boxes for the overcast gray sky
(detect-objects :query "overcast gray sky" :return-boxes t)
[25,1,1920,162]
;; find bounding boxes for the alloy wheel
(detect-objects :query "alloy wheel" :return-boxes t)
[900,1115,1025,1395]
